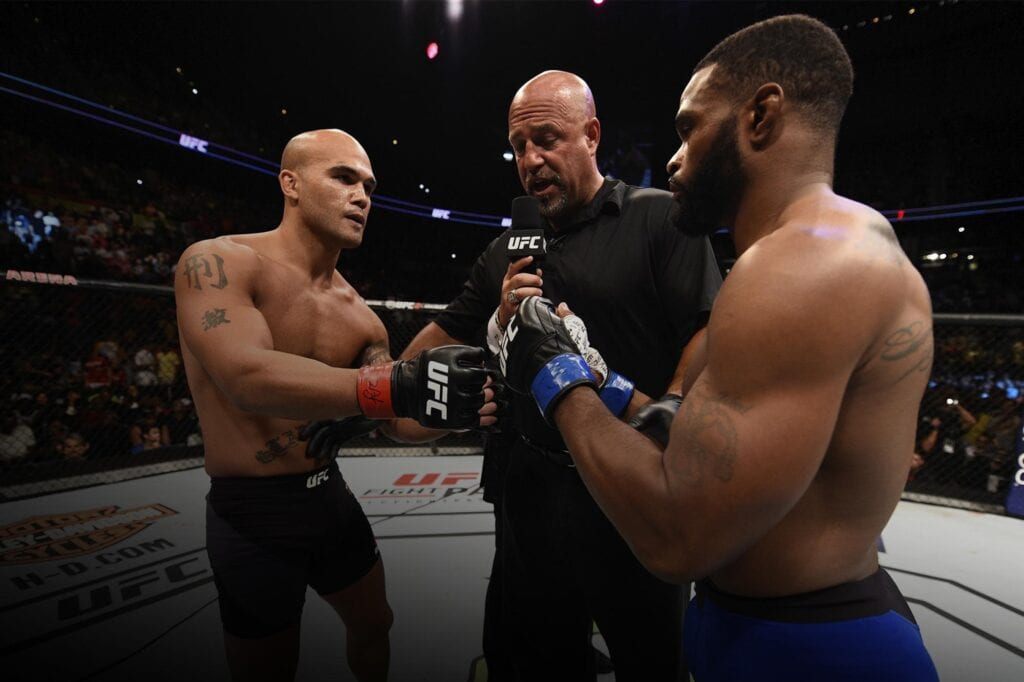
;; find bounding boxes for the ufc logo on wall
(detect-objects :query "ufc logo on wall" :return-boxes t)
[426,361,449,419]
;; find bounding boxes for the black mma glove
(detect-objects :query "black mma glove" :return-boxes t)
[300,416,379,464]
[480,355,509,433]
[356,345,490,430]
[499,296,598,422]
[628,393,683,449]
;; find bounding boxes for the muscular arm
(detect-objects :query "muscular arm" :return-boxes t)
[667,327,708,399]
[175,239,364,420]
[551,240,926,582]
[399,321,465,360]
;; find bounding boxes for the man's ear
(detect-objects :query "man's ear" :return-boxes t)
[279,169,299,201]
[585,117,601,155]
[746,82,783,150]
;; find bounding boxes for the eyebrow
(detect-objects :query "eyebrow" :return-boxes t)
[328,164,377,192]
[510,122,561,144]
[675,110,696,128]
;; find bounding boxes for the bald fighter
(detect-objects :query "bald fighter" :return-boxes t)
[176,129,495,682]
[501,16,939,681]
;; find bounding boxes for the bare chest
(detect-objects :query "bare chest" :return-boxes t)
[255,275,379,369]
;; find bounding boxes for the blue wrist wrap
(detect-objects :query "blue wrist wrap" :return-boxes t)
[531,354,597,420]
[599,371,635,417]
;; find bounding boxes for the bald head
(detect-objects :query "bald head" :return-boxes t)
[507,71,603,226]
[510,71,596,123]
[280,129,368,173]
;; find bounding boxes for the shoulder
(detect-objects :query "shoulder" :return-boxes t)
[178,235,261,266]
[174,236,262,293]
[714,215,906,360]
[620,184,673,211]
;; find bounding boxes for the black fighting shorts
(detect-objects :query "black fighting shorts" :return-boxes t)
[205,461,379,638]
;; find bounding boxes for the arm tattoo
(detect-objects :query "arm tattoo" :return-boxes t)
[183,253,228,290]
[677,384,742,485]
[255,428,300,463]
[201,308,230,331]
[361,341,392,366]
[881,320,933,383]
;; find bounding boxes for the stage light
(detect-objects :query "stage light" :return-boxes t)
[426,42,439,60]
[958,226,965,233]
[191,88,198,95]
[136,179,143,185]
[447,0,464,21]
[593,0,605,5]
[392,139,398,145]
[503,151,514,162]
[280,108,287,115]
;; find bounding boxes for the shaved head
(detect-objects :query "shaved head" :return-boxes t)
[510,70,596,124]
[507,71,603,226]
[280,129,368,173]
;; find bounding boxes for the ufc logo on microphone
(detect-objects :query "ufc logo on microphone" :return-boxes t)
[508,235,543,250]
[426,361,449,419]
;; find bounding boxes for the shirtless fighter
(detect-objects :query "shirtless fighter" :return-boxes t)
[500,16,939,681]
[175,129,495,682]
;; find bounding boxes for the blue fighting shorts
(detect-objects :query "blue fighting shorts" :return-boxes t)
[684,567,938,681]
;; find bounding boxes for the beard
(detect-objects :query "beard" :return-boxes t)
[670,117,744,237]
[533,175,570,222]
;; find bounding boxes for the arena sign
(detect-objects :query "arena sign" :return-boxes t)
[0,504,177,566]
[3,269,78,285]
[1005,406,1024,517]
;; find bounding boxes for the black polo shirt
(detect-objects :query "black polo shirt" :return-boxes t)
[435,178,722,450]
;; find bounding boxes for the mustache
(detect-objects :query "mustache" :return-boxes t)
[527,172,564,187]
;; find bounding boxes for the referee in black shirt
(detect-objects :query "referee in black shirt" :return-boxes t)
[401,70,721,681]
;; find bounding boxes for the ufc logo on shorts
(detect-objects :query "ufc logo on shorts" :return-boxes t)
[307,469,330,489]
[426,361,449,420]
[508,235,543,250]
[499,317,518,375]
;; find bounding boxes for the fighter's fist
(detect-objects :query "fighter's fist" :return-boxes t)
[628,394,683,449]
[300,416,379,464]
[357,345,491,430]
[499,296,597,422]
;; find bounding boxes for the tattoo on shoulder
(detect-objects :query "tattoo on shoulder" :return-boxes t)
[255,428,300,464]
[362,341,392,366]
[880,320,933,383]
[183,253,228,290]
[201,308,231,331]
[677,384,741,485]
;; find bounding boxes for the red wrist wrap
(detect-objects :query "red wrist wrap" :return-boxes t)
[357,363,395,418]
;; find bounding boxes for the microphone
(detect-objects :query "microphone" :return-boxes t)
[506,196,546,274]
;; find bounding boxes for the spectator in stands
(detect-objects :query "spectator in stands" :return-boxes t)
[156,341,181,387]
[60,431,91,460]
[83,346,114,390]
[132,345,159,389]
[163,398,200,445]
[139,424,164,452]
[0,410,35,463]
[130,409,167,453]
